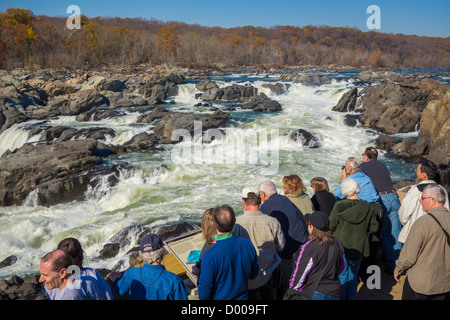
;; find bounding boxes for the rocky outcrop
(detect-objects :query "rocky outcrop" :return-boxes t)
[123,132,161,153]
[280,73,332,86]
[290,129,322,148]
[332,88,359,112]
[361,80,447,134]
[0,139,122,206]
[241,93,283,112]
[153,109,232,143]
[335,80,449,164]
[0,69,189,135]
[409,90,450,164]
[261,82,291,95]
[200,84,257,102]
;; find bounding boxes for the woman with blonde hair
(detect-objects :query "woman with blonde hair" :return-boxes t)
[283,174,314,216]
[192,208,216,276]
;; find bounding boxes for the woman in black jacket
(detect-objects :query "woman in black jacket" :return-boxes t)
[310,177,337,216]
[286,211,344,300]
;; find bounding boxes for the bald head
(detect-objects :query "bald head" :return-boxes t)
[41,249,73,273]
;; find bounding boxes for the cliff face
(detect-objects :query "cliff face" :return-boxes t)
[411,90,450,165]
[333,75,450,165]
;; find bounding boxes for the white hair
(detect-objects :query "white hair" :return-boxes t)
[341,177,361,197]
[423,184,447,204]
[347,157,361,172]
[139,248,164,264]
[259,180,277,197]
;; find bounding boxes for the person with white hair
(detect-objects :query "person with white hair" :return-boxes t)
[334,157,380,204]
[394,184,450,300]
[329,177,379,300]
[258,180,308,299]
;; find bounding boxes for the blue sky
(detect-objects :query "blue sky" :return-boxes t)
[1,0,449,38]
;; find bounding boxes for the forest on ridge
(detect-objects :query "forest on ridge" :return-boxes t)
[1,8,450,71]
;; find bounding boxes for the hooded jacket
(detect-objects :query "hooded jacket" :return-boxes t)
[329,199,379,260]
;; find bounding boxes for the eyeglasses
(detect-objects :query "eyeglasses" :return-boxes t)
[420,196,433,201]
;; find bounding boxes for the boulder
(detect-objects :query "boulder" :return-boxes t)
[153,110,231,143]
[375,134,397,152]
[280,73,332,86]
[241,93,283,112]
[46,89,110,116]
[195,80,218,92]
[261,82,290,95]
[201,87,224,101]
[343,114,360,127]
[0,139,116,206]
[221,84,258,102]
[0,255,18,269]
[332,88,359,112]
[136,106,169,124]
[95,79,125,92]
[290,129,321,148]
[123,132,160,152]
[75,109,123,122]
[99,243,121,260]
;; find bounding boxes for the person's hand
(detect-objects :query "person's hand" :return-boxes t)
[393,271,401,283]
[341,167,348,180]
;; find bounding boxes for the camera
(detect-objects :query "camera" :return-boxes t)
[342,165,346,170]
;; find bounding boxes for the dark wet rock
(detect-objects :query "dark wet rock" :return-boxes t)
[343,114,360,127]
[280,73,332,86]
[241,93,283,112]
[195,80,218,92]
[290,129,322,148]
[375,134,397,152]
[0,256,18,269]
[46,89,110,116]
[136,106,169,124]
[153,109,231,143]
[261,82,290,95]
[332,88,359,112]
[75,109,123,122]
[0,139,123,207]
[123,132,160,152]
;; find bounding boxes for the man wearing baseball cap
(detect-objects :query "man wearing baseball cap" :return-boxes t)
[107,233,188,300]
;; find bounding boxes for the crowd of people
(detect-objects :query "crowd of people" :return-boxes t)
[37,147,450,301]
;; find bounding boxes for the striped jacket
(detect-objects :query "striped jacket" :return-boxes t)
[289,237,345,297]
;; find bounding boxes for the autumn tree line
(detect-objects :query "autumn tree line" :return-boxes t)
[1,8,450,71]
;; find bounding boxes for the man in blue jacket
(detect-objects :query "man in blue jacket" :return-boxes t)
[107,234,188,300]
[198,204,259,300]
[334,157,380,204]
[258,180,308,299]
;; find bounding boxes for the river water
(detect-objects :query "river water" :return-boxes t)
[0,70,444,279]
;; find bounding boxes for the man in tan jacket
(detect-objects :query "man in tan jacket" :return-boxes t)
[234,187,285,300]
[394,184,450,300]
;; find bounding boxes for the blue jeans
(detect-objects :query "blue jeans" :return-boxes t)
[339,257,362,300]
[311,292,339,300]
[379,192,403,268]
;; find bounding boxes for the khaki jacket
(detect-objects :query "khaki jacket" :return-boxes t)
[234,210,285,289]
[395,206,450,295]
